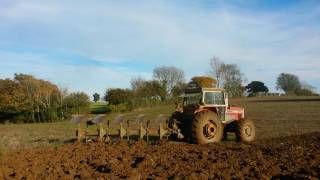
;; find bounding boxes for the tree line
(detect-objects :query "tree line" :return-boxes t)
[1,57,318,123]
[102,57,248,112]
[0,74,90,123]
[101,56,318,112]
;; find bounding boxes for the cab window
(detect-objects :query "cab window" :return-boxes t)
[183,93,202,106]
[204,91,224,105]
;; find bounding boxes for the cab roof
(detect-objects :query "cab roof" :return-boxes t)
[202,87,226,92]
[185,87,226,94]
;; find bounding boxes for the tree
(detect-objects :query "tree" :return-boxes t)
[220,64,246,97]
[93,93,100,102]
[295,88,315,96]
[0,79,28,122]
[276,73,301,95]
[153,66,185,97]
[130,76,145,92]
[130,77,167,108]
[0,73,93,123]
[58,86,68,120]
[104,88,133,105]
[171,82,187,98]
[14,73,62,122]
[64,92,90,114]
[0,74,73,123]
[142,80,167,100]
[208,57,246,97]
[14,74,39,121]
[209,56,223,88]
[295,82,318,96]
[246,81,269,97]
[191,76,217,88]
[131,78,166,101]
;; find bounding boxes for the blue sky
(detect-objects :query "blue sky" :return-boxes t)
[0,0,319,96]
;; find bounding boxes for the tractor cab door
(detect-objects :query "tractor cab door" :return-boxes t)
[202,91,227,121]
[182,92,202,115]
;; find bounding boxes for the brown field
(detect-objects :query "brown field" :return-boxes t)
[0,97,319,179]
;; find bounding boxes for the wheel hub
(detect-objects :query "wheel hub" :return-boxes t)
[203,122,217,138]
[244,125,252,136]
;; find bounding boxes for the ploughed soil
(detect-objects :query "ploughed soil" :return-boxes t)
[0,133,319,179]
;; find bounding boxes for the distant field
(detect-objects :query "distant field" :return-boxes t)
[0,96,320,154]
[89,102,109,114]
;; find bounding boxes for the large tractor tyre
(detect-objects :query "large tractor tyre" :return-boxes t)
[236,119,256,143]
[192,111,224,144]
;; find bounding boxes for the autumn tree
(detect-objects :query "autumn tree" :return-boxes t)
[0,74,90,123]
[191,76,217,88]
[13,74,62,122]
[0,79,27,122]
[0,74,73,122]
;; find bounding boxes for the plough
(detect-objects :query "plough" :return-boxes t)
[70,114,171,142]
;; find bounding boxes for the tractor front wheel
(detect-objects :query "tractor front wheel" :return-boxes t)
[192,111,223,144]
[236,119,256,142]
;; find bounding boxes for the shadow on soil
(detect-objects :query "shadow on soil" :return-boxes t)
[33,138,78,146]
[35,131,242,147]
[48,135,169,145]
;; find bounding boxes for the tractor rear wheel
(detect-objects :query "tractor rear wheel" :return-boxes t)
[192,111,223,144]
[236,119,256,142]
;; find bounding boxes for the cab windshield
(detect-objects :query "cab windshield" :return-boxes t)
[203,91,225,105]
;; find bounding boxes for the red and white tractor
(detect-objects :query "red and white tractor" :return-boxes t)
[169,83,256,144]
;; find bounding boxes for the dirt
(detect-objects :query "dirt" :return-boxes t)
[0,132,319,180]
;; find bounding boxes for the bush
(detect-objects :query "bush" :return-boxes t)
[109,103,132,113]
[295,88,317,96]
[45,108,60,122]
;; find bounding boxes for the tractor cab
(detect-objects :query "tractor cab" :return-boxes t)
[181,82,230,121]
[181,82,244,123]
[183,88,228,107]
[182,82,227,106]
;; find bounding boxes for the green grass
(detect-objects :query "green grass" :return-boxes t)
[89,102,110,114]
[0,122,75,153]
